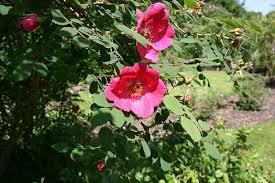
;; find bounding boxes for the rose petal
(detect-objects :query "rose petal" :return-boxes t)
[145,2,169,21]
[129,95,154,118]
[144,79,167,106]
[136,9,144,32]
[153,24,175,51]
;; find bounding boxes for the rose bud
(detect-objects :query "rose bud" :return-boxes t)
[20,14,40,32]
[72,105,80,113]
[97,160,106,171]
[183,94,191,105]
[231,36,243,48]
[192,4,201,14]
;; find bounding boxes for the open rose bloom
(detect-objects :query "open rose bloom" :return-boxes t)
[105,62,167,119]
[136,3,175,63]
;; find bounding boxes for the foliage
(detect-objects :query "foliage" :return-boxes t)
[191,90,222,120]
[160,122,270,183]
[235,75,267,110]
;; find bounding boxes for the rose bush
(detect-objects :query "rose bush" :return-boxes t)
[0,0,269,182]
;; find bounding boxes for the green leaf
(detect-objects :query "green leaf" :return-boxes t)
[216,129,232,143]
[220,19,243,28]
[204,142,222,160]
[181,37,198,43]
[203,47,219,61]
[89,81,98,94]
[72,36,90,48]
[160,157,171,171]
[172,0,183,8]
[163,95,184,115]
[59,27,78,37]
[89,108,111,128]
[126,114,135,124]
[93,93,113,107]
[184,0,197,9]
[12,60,33,81]
[110,108,126,128]
[104,52,118,65]
[245,39,259,48]
[115,23,152,47]
[198,120,211,131]
[249,23,262,33]
[70,147,85,161]
[33,62,48,77]
[0,5,12,15]
[215,170,223,178]
[51,9,69,25]
[79,26,92,34]
[44,55,58,63]
[99,127,113,147]
[51,142,70,153]
[173,43,183,53]
[89,35,109,48]
[70,18,84,25]
[181,117,201,142]
[165,65,177,77]
[141,139,151,157]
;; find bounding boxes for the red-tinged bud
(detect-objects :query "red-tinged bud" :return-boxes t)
[183,94,191,105]
[20,14,40,32]
[97,160,106,171]
[232,28,245,34]
[192,5,201,14]
[72,105,80,113]
[231,36,243,48]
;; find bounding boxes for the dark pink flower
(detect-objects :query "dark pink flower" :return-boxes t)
[136,3,175,63]
[105,62,167,119]
[97,160,106,171]
[20,14,40,32]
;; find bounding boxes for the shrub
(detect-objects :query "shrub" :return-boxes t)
[191,90,224,120]
[0,0,269,182]
[235,75,267,110]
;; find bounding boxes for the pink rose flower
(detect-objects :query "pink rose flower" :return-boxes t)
[105,62,167,119]
[97,160,106,171]
[20,14,40,32]
[136,3,175,63]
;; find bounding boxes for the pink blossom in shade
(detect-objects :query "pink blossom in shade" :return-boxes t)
[105,62,167,119]
[97,160,106,171]
[20,14,40,32]
[136,3,175,63]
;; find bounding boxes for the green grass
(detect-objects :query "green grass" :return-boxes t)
[169,70,236,98]
[192,71,235,102]
[247,121,275,171]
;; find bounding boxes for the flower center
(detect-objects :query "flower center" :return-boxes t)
[128,82,144,97]
[141,27,152,40]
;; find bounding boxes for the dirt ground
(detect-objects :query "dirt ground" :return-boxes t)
[215,89,275,128]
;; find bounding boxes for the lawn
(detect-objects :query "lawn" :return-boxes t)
[192,70,236,101]
[247,121,275,171]
[169,70,236,98]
